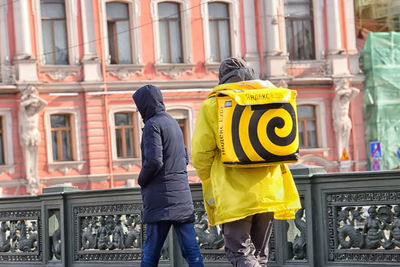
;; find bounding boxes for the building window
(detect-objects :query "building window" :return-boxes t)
[208,2,231,62]
[284,0,315,60]
[176,118,189,147]
[114,112,138,158]
[298,105,318,148]
[158,2,183,63]
[166,107,192,154]
[106,2,132,64]
[0,116,4,165]
[41,0,68,65]
[50,114,74,161]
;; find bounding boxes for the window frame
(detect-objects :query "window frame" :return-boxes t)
[33,0,79,66]
[283,0,315,61]
[201,0,240,72]
[296,99,328,154]
[151,0,192,64]
[109,107,141,170]
[106,2,133,64]
[166,105,193,156]
[100,0,142,66]
[0,110,15,175]
[297,104,318,148]
[282,0,325,61]
[157,2,184,63]
[207,2,231,62]
[45,108,84,173]
[50,113,75,161]
[114,111,139,159]
[150,0,194,78]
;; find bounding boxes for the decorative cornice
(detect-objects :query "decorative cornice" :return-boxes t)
[0,165,15,175]
[154,63,195,79]
[113,158,141,171]
[106,64,144,80]
[204,62,220,74]
[48,161,85,174]
[38,65,81,81]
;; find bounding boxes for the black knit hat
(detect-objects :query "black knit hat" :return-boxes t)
[218,57,255,84]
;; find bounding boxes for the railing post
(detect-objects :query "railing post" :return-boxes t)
[42,184,79,267]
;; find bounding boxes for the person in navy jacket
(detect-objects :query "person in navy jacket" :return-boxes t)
[132,84,203,267]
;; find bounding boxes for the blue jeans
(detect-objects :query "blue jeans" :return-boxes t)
[141,221,204,267]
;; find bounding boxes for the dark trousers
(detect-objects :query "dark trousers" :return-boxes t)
[141,221,204,267]
[223,212,274,267]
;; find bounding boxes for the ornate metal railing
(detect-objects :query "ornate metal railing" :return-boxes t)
[1,167,400,266]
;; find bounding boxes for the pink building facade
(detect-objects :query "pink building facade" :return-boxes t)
[0,0,366,196]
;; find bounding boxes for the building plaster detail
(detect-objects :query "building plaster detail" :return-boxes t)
[38,65,81,81]
[154,63,194,79]
[106,65,144,80]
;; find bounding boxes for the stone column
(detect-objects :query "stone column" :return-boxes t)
[326,0,349,76]
[243,0,260,77]
[344,0,360,75]
[263,0,287,78]
[13,0,38,82]
[80,0,102,81]
[0,0,11,82]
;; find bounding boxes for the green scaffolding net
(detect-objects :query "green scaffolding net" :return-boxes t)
[362,32,400,170]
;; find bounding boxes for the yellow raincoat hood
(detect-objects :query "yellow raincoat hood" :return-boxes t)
[192,80,301,226]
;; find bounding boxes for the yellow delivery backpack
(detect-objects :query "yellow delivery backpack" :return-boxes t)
[213,80,299,167]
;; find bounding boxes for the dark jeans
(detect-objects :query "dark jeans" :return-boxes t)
[223,212,274,267]
[141,221,204,267]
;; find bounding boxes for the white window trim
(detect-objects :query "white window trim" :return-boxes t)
[33,0,79,65]
[201,0,240,73]
[281,0,324,61]
[0,109,15,175]
[44,108,84,174]
[99,0,143,66]
[109,106,142,170]
[150,0,194,79]
[297,99,328,156]
[165,105,193,155]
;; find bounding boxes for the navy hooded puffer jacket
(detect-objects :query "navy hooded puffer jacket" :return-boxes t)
[132,85,195,224]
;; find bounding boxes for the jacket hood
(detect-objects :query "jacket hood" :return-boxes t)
[218,57,255,85]
[132,85,165,122]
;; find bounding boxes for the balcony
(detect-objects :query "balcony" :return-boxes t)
[1,166,400,266]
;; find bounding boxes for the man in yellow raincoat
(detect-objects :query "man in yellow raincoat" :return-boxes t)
[191,57,301,266]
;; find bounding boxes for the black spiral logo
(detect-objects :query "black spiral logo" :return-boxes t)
[230,103,299,164]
